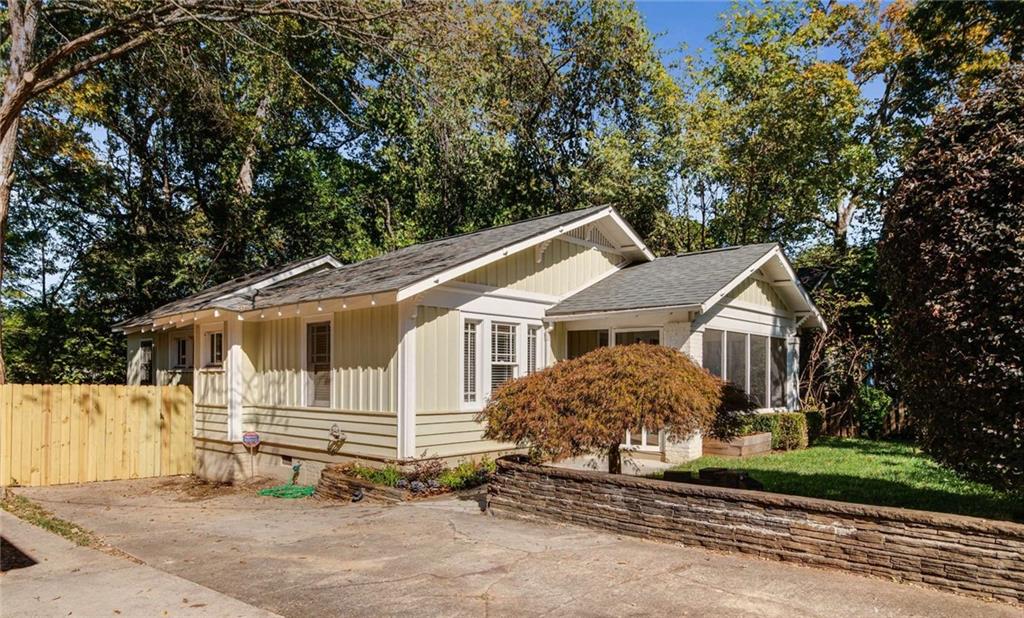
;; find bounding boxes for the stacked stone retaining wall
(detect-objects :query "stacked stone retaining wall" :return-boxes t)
[488,456,1024,604]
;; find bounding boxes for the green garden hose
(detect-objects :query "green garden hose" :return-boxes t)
[258,484,315,499]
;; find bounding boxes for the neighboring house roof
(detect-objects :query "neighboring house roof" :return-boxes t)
[118,205,647,330]
[547,243,825,330]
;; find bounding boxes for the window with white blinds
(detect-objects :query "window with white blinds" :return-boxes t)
[306,322,331,407]
[490,323,517,392]
[527,326,540,374]
[463,321,479,403]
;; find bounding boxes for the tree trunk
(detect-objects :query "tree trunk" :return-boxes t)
[0,0,42,385]
[607,442,621,475]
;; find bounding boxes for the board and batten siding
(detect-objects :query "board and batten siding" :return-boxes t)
[415,306,461,413]
[231,305,400,461]
[334,305,398,413]
[457,237,622,297]
[727,276,789,312]
[414,305,517,459]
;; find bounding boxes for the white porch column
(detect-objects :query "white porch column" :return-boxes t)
[397,300,418,460]
[225,316,243,442]
[787,334,801,410]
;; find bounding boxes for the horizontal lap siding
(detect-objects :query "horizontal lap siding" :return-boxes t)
[238,307,399,460]
[243,406,397,460]
[457,238,621,296]
[195,405,228,440]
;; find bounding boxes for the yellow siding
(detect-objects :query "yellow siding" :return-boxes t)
[242,405,397,460]
[415,306,461,413]
[195,404,228,440]
[195,369,226,406]
[727,277,789,312]
[251,317,302,407]
[457,238,621,296]
[415,411,513,459]
[334,305,398,413]
[550,322,568,362]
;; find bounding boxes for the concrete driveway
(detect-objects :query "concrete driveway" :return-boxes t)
[10,478,1017,617]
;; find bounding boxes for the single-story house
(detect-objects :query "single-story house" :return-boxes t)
[116,206,824,482]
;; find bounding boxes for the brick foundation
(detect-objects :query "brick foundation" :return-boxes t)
[488,456,1024,605]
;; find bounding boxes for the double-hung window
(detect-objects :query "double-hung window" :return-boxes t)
[463,321,480,403]
[490,323,518,392]
[306,322,331,407]
[208,331,223,366]
[174,337,190,368]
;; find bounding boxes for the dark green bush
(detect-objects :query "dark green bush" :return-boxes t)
[854,385,892,439]
[742,412,808,450]
[802,404,825,444]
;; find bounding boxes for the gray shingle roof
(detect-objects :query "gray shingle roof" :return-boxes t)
[115,254,336,329]
[121,206,609,327]
[546,243,778,316]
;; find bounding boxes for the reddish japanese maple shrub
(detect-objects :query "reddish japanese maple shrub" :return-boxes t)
[480,343,753,473]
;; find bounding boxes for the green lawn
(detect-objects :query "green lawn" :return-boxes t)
[662,438,1023,522]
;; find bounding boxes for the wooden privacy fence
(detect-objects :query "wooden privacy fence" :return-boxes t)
[1,384,194,487]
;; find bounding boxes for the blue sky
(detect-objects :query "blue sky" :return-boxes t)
[635,1,730,57]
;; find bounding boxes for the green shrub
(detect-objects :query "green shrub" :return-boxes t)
[742,412,808,450]
[854,385,892,439]
[802,403,825,444]
[438,458,495,490]
[343,463,403,487]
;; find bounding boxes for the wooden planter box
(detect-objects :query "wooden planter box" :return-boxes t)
[702,432,772,458]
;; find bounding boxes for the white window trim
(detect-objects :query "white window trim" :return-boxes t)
[461,318,482,408]
[300,314,335,409]
[609,327,664,452]
[199,323,224,370]
[460,313,544,412]
[701,326,790,412]
[138,338,155,385]
[170,335,192,369]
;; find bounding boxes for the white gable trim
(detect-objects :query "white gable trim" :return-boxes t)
[396,207,653,302]
[700,246,826,332]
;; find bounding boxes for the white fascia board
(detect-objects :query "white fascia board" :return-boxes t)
[545,303,700,322]
[213,255,342,302]
[699,248,779,316]
[699,246,826,332]
[604,208,655,262]
[773,249,827,333]
[396,207,649,302]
